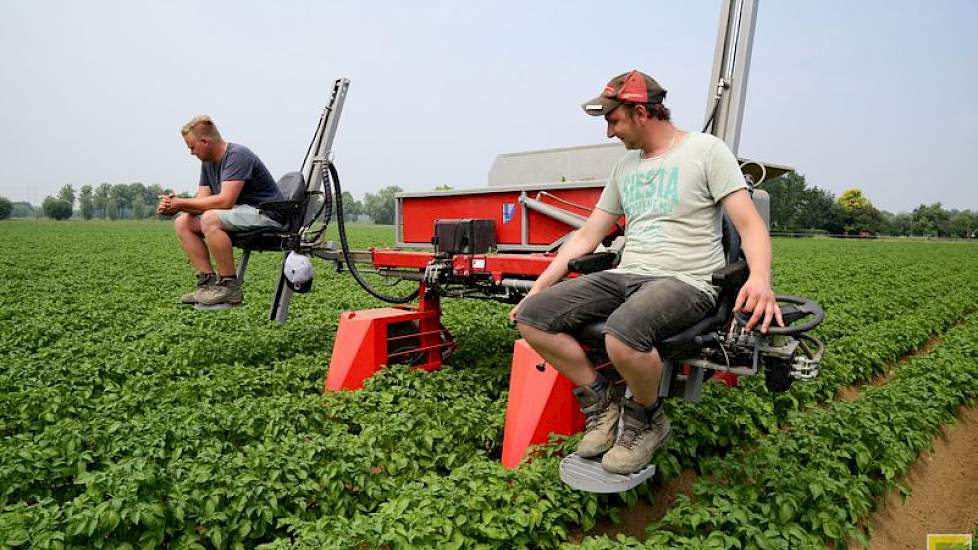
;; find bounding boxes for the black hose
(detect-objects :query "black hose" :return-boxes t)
[702,96,721,133]
[329,162,419,304]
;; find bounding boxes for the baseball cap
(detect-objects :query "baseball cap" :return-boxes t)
[284,251,314,293]
[582,70,667,116]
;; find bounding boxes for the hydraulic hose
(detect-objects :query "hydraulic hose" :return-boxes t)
[702,95,721,133]
[328,162,419,304]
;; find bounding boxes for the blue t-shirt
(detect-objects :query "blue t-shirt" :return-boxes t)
[198,143,283,207]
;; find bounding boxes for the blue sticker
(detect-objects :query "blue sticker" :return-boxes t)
[502,203,516,224]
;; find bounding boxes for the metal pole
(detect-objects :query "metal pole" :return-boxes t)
[704,0,758,156]
[269,78,350,323]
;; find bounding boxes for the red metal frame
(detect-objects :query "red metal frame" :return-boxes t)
[324,283,454,391]
[501,340,585,468]
[372,249,559,283]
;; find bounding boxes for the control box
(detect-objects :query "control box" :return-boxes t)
[432,219,497,255]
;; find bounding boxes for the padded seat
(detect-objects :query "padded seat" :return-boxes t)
[229,171,308,253]
[571,215,746,368]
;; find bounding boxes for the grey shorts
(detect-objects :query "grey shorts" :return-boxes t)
[213,204,283,232]
[514,271,714,353]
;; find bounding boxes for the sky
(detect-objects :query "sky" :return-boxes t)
[1,0,976,213]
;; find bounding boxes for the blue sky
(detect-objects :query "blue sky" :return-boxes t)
[1,0,975,212]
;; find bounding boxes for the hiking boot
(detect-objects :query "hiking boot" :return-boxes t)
[180,272,216,304]
[572,377,622,458]
[196,275,243,307]
[601,397,671,474]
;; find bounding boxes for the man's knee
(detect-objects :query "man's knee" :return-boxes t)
[174,212,198,234]
[605,332,649,362]
[517,320,547,343]
[200,210,226,234]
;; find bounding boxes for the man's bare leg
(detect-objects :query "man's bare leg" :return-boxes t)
[174,213,213,273]
[200,211,236,276]
[517,323,597,386]
[605,334,662,406]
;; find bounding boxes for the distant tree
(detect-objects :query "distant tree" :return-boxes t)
[836,189,870,211]
[362,186,402,225]
[881,211,912,236]
[109,184,132,219]
[836,188,882,235]
[947,209,977,238]
[911,202,949,237]
[79,185,95,220]
[433,184,454,192]
[106,197,120,220]
[58,184,76,210]
[334,191,363,222]
[94,183,112,218]
[42,196,73,220]
[10,202,34,218]
[763,172,808,230]
[0,197,12,220]
[793,186,844,233]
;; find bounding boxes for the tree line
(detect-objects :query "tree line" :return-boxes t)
[764,172,977,238]
[45,183,182,220]
[2,175,972,238]
[0,183,407,225]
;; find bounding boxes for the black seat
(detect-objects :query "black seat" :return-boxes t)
[229,171,308,255]
[570,214,748,369]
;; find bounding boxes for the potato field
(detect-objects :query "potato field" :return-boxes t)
[2,220,978,549]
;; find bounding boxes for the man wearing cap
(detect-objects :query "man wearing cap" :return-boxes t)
[512,70,781,474]
[158,115,285,308]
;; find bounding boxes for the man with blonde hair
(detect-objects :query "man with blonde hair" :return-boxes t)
[159,115,284,308]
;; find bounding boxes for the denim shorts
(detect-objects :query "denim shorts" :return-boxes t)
[214,204,283,232]
[514,271,714,353]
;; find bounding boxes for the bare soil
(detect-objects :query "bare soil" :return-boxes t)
[853,405,978,549]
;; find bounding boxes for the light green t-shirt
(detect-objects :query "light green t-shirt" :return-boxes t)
[595,132,747,300]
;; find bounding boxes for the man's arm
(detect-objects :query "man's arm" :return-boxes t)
[721,189,784,333]
[509,208,619,320]
[171,180,244,213]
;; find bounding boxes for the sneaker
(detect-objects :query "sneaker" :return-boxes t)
[572,378,622,458]
[601,397,671,474]
[180,272,216,304]
[196,275,243,307]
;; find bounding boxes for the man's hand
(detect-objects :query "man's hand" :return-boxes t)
[733,275,784,333]
[157,194,178,215]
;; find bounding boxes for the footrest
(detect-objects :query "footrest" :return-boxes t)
[559,453,656,493]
